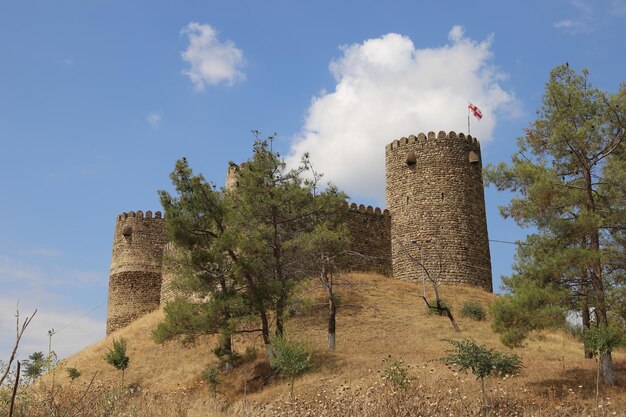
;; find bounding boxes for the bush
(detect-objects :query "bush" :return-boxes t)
[270,336,312,398]
[105,338,130,384]
[439,338,523,411]
[66,367,81,381]
[202,364,221,393]
[381,356,414,389]
[460,300,486,321]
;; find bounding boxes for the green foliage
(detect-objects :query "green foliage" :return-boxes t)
[484,64,625,383]
[22,351,46,382]
[381,356,414,389]
[156,131,350,354]
[66,367,81,381]
[490,279,568,347]
[460,300,486,321]
[269,336,312,380]
[583,324,625,356]
[439,339,523,380]
[201,364,221,393]
[105,338,129,382]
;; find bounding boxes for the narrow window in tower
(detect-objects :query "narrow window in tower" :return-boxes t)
[406,195,410,205]
[122,226,133,243]
[406,150,417,167]
[441,193,444,201]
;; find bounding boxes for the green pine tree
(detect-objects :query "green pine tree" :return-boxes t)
[155,131,349,362]
[485,64,626,385]
[105,338,129,384]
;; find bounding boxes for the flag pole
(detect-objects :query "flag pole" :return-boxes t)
[467,110,471,135]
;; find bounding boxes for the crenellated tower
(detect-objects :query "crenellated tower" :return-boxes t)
[105,132,493,333]
[106,210,168,334]
[385,131,492,291]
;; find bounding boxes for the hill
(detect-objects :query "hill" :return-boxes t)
[19,273,626,416]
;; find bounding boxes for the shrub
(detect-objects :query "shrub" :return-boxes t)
[202,364,221,394]
[381,356,414,389]
[460,300,486,321]
[66,367,81,381]
[439,338,523,413]
[105,338,130,384]
[270,336,312,398]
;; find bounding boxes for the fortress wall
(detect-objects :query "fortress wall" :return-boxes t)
[343,203,392,275]
[106,211,168,334]
[385,131,492,291]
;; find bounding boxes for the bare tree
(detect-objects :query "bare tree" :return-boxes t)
[1,305,37,387]
[395,240,461,332]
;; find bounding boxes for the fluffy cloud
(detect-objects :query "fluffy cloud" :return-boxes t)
[180,22,245,90]
[287,27,517,204]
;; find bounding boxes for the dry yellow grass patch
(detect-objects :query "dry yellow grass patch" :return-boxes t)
[13,272,626,416]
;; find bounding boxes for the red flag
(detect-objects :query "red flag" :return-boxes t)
[468,102,483,120]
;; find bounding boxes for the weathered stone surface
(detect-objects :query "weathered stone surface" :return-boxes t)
[106,211,168,334]
[343,203,391,275]
[385,131,492,291]
[106,132,493,333]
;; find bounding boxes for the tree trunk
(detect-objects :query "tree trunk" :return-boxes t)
[581,303,593,359]
[583,168,616,385]
[599,351,616,386]
[480,377,487,417]
[328,299,336,350]
[9,361,20,417]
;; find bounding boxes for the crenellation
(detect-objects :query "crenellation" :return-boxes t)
[106,130,493,333]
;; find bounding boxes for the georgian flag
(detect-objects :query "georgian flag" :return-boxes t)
[468,102,483,120]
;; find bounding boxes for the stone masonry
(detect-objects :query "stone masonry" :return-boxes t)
[106,210,168,334]
[105,131,492,334]
[386,131,492,291]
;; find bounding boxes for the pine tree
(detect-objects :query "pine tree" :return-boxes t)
[155,132,349,362]
[485,64,626,385]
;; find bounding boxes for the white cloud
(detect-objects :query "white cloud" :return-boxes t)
[180,22,245,91]
[0,297,105,361]
[287,27,517,204]
[147,112,162,128]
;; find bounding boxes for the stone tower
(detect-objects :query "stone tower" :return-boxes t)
[385,131,492,291]
[106,210,168,334]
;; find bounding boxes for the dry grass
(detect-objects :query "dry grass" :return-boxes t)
[3,272,626,416]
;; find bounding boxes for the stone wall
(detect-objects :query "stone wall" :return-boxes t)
[385,131,492,291]
[106,132,493,333]
[106,211,168,334]
[343,203,392,275]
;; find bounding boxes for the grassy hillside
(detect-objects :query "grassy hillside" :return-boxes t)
[9,273,626,416]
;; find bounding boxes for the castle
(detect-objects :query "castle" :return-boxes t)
[106,131,492,334]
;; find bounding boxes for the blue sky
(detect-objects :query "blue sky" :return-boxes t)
[1,0,625,360]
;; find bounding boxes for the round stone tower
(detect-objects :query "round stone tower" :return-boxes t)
[106,210,168,334]
[385,131,492,291]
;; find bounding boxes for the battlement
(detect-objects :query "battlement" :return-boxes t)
[385,131,481,152]
[347,202,390,217]
[106,130,493,333]
[116,210,164,222]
